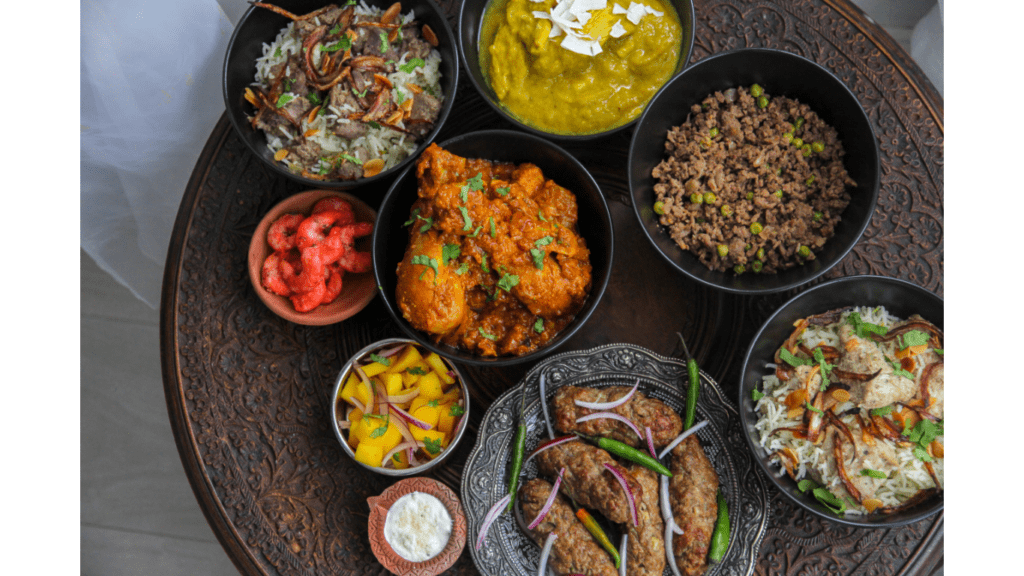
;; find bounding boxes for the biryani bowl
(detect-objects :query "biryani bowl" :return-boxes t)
[739,275,944,527]
[223,0,458,191]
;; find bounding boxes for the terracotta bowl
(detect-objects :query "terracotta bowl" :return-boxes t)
[248,190,377,325]
[367,477,467,576]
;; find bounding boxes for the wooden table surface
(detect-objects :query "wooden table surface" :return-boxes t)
[160,0,943,574]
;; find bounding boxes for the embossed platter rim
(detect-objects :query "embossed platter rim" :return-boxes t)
[461,343,770,576]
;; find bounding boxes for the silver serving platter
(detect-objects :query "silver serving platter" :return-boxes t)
[461,343,770,576]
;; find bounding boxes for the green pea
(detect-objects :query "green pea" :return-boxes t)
[774,190,783,198]
[709,127,719,138]
[756,247,765,260]
[813,211,823,222]
[794,117,805,130]
[653,201,665,215]
[805,175,816,186]
[750,84,764,97]
[757,95,769,109]
[791,137,804,148]
[802,144,812,157]
[745,192,754,200]
[720,205,733,217]
[690,193,703,204]
[751,260,763,273]
[717,244,728,258]
[750,222,763,235]
[703,192,717,204]
[812,141,825,153]
[798,245,811,258]
[734,264,746,274]
[782,132,794,144]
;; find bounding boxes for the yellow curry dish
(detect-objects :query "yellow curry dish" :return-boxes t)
[395,144,593,357]
[481,0,683,135]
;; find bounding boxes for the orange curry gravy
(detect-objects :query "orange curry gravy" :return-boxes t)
[396,144,593,357]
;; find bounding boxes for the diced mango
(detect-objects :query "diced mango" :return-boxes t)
[401,370,420,386]
[384,373,404,396]
[412,428,447,457]
[354,443,384,467]
[437,404,456,435]
[409,396,431,414]
[439,388,461,405]
[388,345,423,374]
[412,404,441,429]
[390,449,410,469]
[417,372,443,400]
[340,373,368,406]
[346,407,364,424]
[424,353,455,384]
[361,420,403,453]
[360,361,389,378]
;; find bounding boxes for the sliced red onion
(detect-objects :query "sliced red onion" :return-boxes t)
[476,493,512,550]
[524,436,577,467]
[337,420,351,429]
[406,446,420,467]
[540,374,554,440]
[387,409,417,445]
[391,404,431,430]
[660,476,683,535]
[619,534,628,576]
[387,389,419,404]
[665,519,682,576]
[372,344,406,358]
[658,420,710,460]
[538,532,558,576]
[604,463,639,526]
[765,362,778,370]
[574,379,640,410]
[578,412,642,440]
[514,498,531,533]
[383,441,417,467]
[348,395,366,414]
[645,426,657,458]
[528,468,565,530]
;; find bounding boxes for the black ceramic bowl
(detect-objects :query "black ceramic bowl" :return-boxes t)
[371,130,614,367]
[739,275,944,527]
[629,48,880,294]
[458,0,695,141]
[223,0,458,192]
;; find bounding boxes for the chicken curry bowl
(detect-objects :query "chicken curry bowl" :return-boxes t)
[395,144,593,357]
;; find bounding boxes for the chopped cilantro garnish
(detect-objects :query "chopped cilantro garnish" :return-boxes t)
[489,217,496,238]
[352,87,369,98]
[423,437,443,455]
[534,318,544,333]
[913,445,933,462]
[442,244,461,266]
[407,366,428,376]
[468,225,483,238]
[812,487,847,514]
[779,348,811,367]
[369,353,391,367]
[870,405,894,417]
[496,186,510,196]
[480,252,490,273]
[317,159,331,175]
[274,47,282,57]
[345,0,356,5]
[530,248,545,270]
[282,78,294,91]
[847,312,889,338]
[339,153,362,165]
[417,215,433,233]
[395,88,405,104]
[459,206,473,231]
[450,404,465,417]
[393,453,402,463]
[934,349,943,355]
[370,425,387,438]
[497,273,520,293]
[459,184,469,203]
[379,31,389,53]
[399,58,425,73]
[860,468,887,479]
[411,254,439,281]
[455,263,469,275]
[321,41,346,53]
[276,94,294,108]
[427,399,439,408]
[898,329,932,350]
[535,236,554,248]
[805,401,823,415]
[467,172,484,191]
[478,328,497,341]
[538,209,548,222]
[403,208,421,227]
[368,121,381,129]
[886,356,915,379]
[797,479,818,493]
[307,92,322,106]
[751,388,765,401]
[329,24,341,35]
[812,347,833,390]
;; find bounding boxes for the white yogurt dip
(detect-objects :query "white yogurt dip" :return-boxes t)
[383,492,453,562]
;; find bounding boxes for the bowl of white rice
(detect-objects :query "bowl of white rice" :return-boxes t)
[738,275,944,527]
[223,0,458,191]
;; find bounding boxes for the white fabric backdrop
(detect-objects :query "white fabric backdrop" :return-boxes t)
[80,0,942,309]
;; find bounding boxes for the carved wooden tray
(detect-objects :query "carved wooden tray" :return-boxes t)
[160,0,943,574]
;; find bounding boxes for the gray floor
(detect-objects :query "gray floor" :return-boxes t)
[80,4,938,574]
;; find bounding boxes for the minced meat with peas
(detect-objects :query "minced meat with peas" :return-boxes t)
[651,85,855,274]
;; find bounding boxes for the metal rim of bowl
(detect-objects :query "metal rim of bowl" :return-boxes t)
[627,47,881,295]
[370,128,614,367]
[329,338,471,477]
[737,274,944,527]
[456,0,696,141]
[222,0,460,190]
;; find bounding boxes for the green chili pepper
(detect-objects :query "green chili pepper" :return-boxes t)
[677,333,700,431]
[577,508,621,568]
[708,489,730,562]
[579,434,672,477]
[506,383,528,511]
